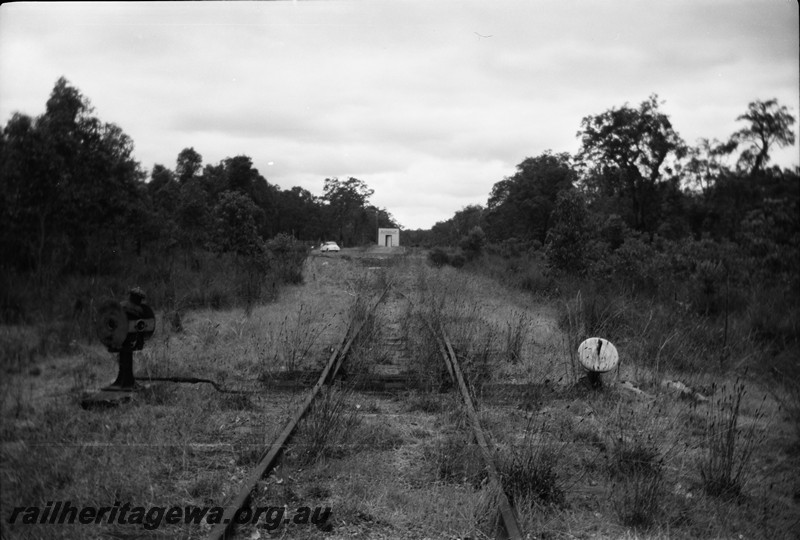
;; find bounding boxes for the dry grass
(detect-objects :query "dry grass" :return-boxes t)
[2,249,798,539]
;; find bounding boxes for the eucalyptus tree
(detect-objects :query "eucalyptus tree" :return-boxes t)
[0,77,145,276]
[484,151,575,245]
[576,94,686,233]
[732,99,796,177]
[322,177,375,246]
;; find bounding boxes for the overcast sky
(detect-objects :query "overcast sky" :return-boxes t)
[1,1,798,229]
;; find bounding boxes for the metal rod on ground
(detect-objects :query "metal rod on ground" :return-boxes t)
[133,376,254,394]
[439,324,524,540]
[206,286,390,540]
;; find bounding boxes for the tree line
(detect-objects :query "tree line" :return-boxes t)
[1,77,797,330]
[0,77,398,284]
[409,95,797,282]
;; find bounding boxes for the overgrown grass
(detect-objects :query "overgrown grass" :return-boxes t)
[426,430,487,488]
[699,378,767,499]
[607,405,668,530]
[3,245,796,539]
[266,303,331,374]
[499,419,567,509]
[504,309,531,365]
[0,247,308,364]
[291,386,361,465]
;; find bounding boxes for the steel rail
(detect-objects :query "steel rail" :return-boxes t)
[438,325,524,540]
[206,286,390,540]
[402,290,523,539]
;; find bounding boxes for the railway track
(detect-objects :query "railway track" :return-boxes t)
[206,285,391,540]
[411,293,524,540]
[206,271,525,540]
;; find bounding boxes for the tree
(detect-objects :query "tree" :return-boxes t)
[176,147,203,184]
[276,186,324,240]
[459,226,486,260]
[211,191,265,257]
[732,99,796,176]
[684,138,737,195]
[545,190,592,273]
[484,151,575,244]
[0,112,58,273]
[322,177,374,246]
[429,205,484,247]
[0,77,145,275]
[577,94,686,233]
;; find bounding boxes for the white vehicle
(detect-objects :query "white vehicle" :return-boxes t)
[320,241,340,253]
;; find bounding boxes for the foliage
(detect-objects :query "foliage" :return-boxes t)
[211,190,266,257]
[732,99,796,176]
[0,77,404,334]
[544,190,591,273]
[0,77,145,277]
[428,205,484,247]
[576,94,687,233]
[321,176,398,246]
[266,233,309,285]
[459,226,486,260]
[484,151,575,244]
[427,247,465,268]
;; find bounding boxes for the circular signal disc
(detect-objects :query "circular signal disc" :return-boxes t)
[96,300,127,350]
[578,337,619,373]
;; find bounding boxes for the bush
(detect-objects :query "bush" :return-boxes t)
[459,226,486,260]
[267,233,309,285]
[428,248,450,267]
[449,252,466,268]
[427,247,466,269]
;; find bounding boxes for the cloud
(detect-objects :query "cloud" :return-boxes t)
[1,0,797,230]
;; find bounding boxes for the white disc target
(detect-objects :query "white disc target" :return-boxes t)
[578,337,619,373]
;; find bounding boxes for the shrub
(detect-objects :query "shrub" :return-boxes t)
[459,226,486,260]
[449,252,466,268]
[428,247,450,267]
[267,233,309,285]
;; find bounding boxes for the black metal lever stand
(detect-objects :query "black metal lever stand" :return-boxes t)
[81,349,143,408]
[106,350,136,390]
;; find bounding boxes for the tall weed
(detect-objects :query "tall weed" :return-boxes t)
[504,309,531,365]
[699,378,767,499]
[292,387,361,465]
[499,419,567,509]
[607,402,676,530]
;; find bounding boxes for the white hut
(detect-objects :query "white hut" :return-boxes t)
[377,228,400,247]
